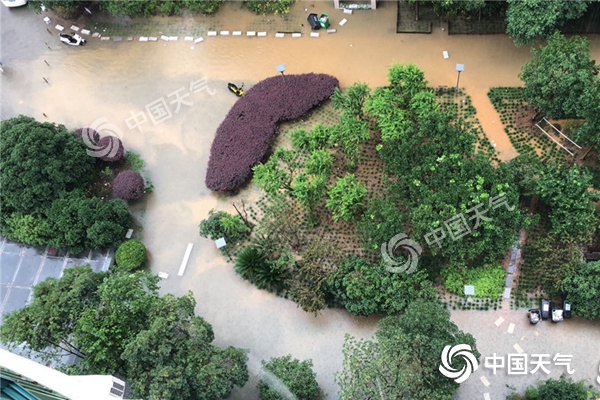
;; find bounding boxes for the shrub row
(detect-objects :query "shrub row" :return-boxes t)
[205,73,339,192]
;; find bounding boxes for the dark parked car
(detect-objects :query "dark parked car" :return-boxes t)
[528,309,541,324]
[307,13,321,30]
[540,299,551,320]
[563,301,572,318]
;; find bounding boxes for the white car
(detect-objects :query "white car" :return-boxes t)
[1,0,27,8]
[59,32,86,46]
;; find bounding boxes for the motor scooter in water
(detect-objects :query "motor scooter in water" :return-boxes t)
[227,82,244,97]
[59,32,86,46]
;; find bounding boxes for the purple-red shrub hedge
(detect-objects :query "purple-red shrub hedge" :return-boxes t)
[97,136,125,162]
[205,73,339,192]
[113,170,145,200]
[75,127,100,144]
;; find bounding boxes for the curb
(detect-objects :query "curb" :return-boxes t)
[45,15,346,45]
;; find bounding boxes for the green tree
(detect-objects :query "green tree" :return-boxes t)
[1,213,53,247]
[253,148,301,195]
[431,0,487,16]
[367,64,525,270]
[358,195,407,255]
[506,0,591,46]
[291,173,327,226]
[122,292,248,400]
[45,191,131,254]
[115,240,147,272]
[329,256,438,316]
[304,149,334,176]
[526,162,598,244]
[0,266,106,360]
[520,32,599,119]
[337,299,479,400]
[562,261,600,319]
[288,240,342,315]
[243,0,294,15]
[325,174,367,223]
[234,246,290,295]
[99,0,157,16]
[258,355,321,400]
[0,116,94,216]
[289,125,333,152]
[523,375,599,400]
[388,63,428,100]
[75,271,161,374]
[330,114,370,166]
[331,83,371,120]
[198,209,251,254]
[577,80,600,154]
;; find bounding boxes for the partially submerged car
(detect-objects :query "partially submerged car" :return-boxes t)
[528,309,541,324]
[1,0,27,7]
[540,299,551,320]
[59,32,86,46]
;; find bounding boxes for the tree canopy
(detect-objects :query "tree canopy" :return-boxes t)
[0,115,94,216]
[337,299,479,400]
[258,355,321,400]
[506,0,591,46]
[562,261,600,319]
[365,64,524,268]
[520,32,599,119]
[0,267,248,399]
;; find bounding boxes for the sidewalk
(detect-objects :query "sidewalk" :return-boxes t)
[43,1,353,41]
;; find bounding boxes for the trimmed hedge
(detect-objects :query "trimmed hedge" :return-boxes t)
[97,136,125,162]
[205,73,339,192]
[115,239,147,272]
[113,171,145,201]
[75,127,100,145]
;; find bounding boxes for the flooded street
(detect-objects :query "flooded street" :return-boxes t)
[2,2,600,399]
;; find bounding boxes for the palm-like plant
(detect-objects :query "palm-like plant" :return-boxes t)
[234,246,290,295]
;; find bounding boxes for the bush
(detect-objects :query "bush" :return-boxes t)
[124,151,145,172]
[258,355,321,400]
[45,191,132,254]
[184,0,223,14]
[442,264,505,298]
[289,125,333,152]
[244,0,294,15]
[113,171,145,201]
[75,127,100,145]
[115,240,147,272]
[96,136,125,162]
[234,246,289,294]
[0,116,95,216]
[205,73,339,192]
[199,209,251,244]
[325,174,367,223]
[328,256,438,316]
[521,375,599,400]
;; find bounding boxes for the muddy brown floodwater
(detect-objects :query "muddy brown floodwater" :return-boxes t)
[2,2,600,398]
